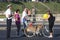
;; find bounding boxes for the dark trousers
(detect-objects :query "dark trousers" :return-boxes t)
[49,17,55,33]
[49,19,55,33]
[49,22,54,33]
[15,21,20,35]
[6,19,12,38]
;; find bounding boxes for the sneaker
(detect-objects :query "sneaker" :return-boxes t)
[36,31,39,35]
[48,35,53,38]
[16,32,20,36]
[16,35,20,37]
[7,36,10,39]
[17,33,19,36]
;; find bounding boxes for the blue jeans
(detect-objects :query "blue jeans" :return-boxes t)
[23,22,26,29]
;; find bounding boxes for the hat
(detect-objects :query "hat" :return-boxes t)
[7,4,12,8]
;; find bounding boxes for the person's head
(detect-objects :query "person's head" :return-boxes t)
[32,6,35,9]
[7,4,12,9]
[16,9,20,13]
[24,8,28,13]
[32,7,35,11]
[46,10,50,14]
[24,8,27,12]
[28,9,30,11]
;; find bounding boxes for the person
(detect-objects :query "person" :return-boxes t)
[32,7,36,23]
[27,9,31,17]
[14,9,21,36]
[47,10,55,38]
[21,8,28,30]
[4,4,12,38]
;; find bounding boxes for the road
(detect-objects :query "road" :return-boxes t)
[0,22,60,40]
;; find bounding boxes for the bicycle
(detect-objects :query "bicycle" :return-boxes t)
[24,19,50,38]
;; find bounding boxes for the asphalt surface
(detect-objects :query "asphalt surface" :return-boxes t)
[0,22,60,40]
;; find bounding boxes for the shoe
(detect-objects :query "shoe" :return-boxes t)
[36,31,39,35]
[16,31,20,37]
[48,35,53,38]
[7,36,10,39]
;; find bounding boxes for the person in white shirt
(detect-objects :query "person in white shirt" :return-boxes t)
[21,8,28,29]
[4,4,12,38]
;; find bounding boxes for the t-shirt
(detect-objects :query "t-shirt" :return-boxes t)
[21,11,28,22]
[14,13,20,23]
[4,8,12,19]
[48,13,55,23]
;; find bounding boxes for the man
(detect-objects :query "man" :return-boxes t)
[4,4,12,38]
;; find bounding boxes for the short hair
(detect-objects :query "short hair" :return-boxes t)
[47,10,50,12]
[16,9,20,13]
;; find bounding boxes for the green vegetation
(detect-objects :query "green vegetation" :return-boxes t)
[0,2,60,13]
[0,15,5,18]
[0,2,60,18]
[44,2,60,13]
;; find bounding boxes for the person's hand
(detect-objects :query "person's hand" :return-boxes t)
[43,18,48,20]
[24,16,27,20]
[15,18,18,21]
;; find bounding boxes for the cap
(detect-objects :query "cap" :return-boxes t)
[7,4,12,8]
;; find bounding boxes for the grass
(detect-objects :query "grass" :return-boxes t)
[0,2,60,18]
[44,2,60,13]
[0,15,5,18]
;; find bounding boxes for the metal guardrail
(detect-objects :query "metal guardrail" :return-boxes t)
[0,13,60,22]
[0,17,60,25]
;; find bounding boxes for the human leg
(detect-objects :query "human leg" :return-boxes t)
[6,19,12,38]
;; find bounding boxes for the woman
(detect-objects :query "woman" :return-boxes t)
[47,10,55,38]
[14,9,21,36]
[21,8,28,29]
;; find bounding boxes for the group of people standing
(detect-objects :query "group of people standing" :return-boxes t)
[4,4,55,39]
[4,4,32,39]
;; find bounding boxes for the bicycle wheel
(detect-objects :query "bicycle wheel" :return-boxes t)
[24,27,35,37]
[42,25,50,38]
[36,25,43,36]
